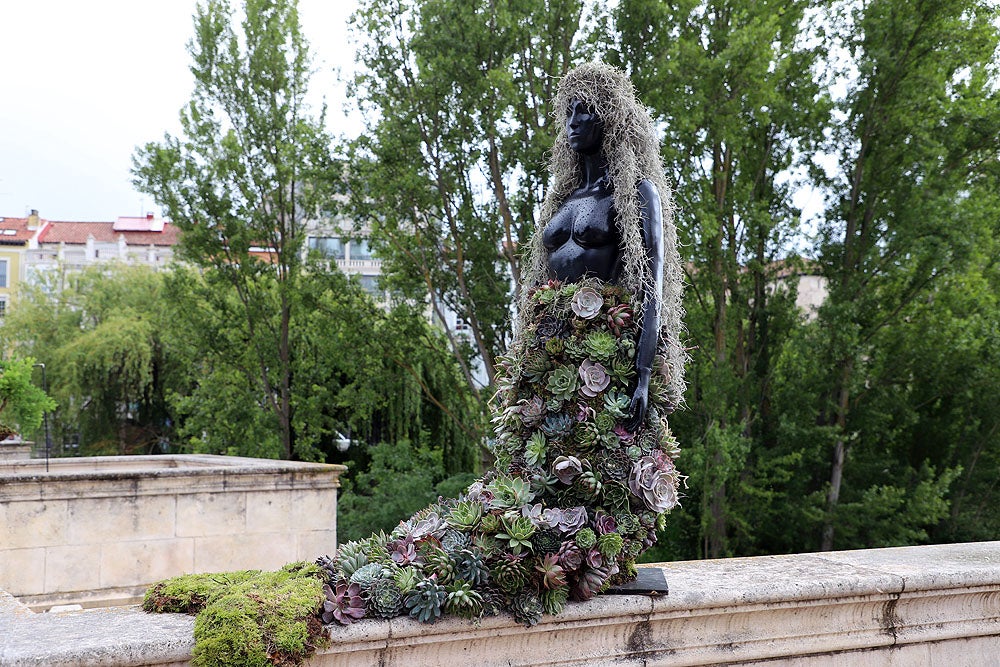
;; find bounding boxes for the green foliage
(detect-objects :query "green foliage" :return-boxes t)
[337,440,477,543]
[0,358,56,439]
[143,563,326,667]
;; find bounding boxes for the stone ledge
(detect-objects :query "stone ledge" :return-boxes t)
[2,542,999,666]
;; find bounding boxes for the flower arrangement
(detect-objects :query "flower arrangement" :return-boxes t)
[315,278,683,628]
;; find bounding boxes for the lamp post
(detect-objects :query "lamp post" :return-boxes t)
[33,362,51,472]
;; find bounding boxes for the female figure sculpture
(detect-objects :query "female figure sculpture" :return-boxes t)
[320,63,685,627]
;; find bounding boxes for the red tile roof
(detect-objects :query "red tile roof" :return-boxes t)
[39,220,180,246]
[0,217,38,245]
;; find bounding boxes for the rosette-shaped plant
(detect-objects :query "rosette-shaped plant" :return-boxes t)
[408,512,447,540]
[367,577,405,619]
[556,540,584,572]
[570,286,603,319]
[335,541,368,579]
[597,532,625,559]
[545,337,565,356]
[421,546,456,585]
[509,591,545,627]
[603,390,632,418]
[557,506,588,534]
[445,500,483,532]
[583,330,618,362]
[546,364,579,402]
[532,529,563,555]
[441,529,471,554]
[574,527,597,551]
[349,562,387,590]
[388,534,419,566]
[444,581,484,619]
[570,566,611,602]
[315,554,337,583]
[552,455,583,484]
[541,412,574,438]
[607,303,633,336]
[454,548,490,585]
[496,515,536,554]
[540,585,570,616]
[405,577,447,623]
[487,474,535,510]
[517,396,546,426]
[536,553,568,590]
[322,582,366,625]
[602,481,632,513]
[578,360,611,398]
[521,349,551,383]
[614,512,641,535]
[628,455,680,513]
[593,512,617,535]
[525,431,547,466]
[492,553,530,594]
[576,470,603,499]
[536,315,566,342]
[393,566,422,594]
[480,513,502,534]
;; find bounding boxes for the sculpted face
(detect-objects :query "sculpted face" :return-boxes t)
[566,99,603,155]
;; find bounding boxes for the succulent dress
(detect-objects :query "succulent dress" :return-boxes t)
[319,276,683,627]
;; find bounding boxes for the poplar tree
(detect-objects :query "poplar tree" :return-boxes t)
[133,0,333,459]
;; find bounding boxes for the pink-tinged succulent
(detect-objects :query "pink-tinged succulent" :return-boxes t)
[557,506,588,534]
[517,396,546,425]
[571,286,603,319]
[552,455,583,485]
[614,425,635,443]
[607,304,633,336]
[578,360,610,397]
[322,582,366,625]
[556,540,584,571]
[536,553,568,590]
[628,455,680,513]
[593,511,617,536]
[576,402,596,422]
[389,535,419,565]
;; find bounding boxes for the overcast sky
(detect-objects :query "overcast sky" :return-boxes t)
[0,0,359,222]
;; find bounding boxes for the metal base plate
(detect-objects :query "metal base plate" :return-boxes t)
[606,567,668,596]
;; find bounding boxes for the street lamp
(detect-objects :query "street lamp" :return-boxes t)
[33,363,52,472]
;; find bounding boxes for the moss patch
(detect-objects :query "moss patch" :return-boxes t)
[142,562,327,667]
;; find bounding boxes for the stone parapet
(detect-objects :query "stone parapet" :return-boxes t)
[2,542,999,666]
[0,455,345,610]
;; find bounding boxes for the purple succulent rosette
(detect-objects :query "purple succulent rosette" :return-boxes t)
[317,278,682,628]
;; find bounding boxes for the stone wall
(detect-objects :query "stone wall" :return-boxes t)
[2,542,999,666]
[0,454,345,610]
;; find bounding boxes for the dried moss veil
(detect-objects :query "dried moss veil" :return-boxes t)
[519,62,686,406]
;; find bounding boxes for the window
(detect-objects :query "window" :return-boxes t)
[0,299,7,318]
[0,259,7,288]
[358,275,380,295]
[350,239,374,261]
[307,236,345,259]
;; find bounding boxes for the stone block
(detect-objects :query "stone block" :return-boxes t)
[289,489,337,531]
[0,547,45,597]
[0,499,68,548]
[44,544,101,594]
[66,494,176,545]
[99,539,195,589]
[193,533,293,573]
[296,530,337,562]
[245,490,293,534]
[175,491,247,537]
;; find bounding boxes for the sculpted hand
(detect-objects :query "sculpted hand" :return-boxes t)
[624,375,650,433]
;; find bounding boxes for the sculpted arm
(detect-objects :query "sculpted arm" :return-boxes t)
[625,179,664,432]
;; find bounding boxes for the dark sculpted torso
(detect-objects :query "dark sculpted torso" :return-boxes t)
[542,183,623,283]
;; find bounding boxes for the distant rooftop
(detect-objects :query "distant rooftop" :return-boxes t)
[0,217,39,246]
[39,218,180,246]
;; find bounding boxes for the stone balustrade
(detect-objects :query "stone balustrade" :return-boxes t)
[2,541,998,666]
[0,454,345,610]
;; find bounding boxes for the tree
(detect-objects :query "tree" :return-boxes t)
[813,0,1000,550]
[613,0,828,558]
[342,0,588,392]
[0,265,179,454]
[133,0,333,459]
[0,358,56,441]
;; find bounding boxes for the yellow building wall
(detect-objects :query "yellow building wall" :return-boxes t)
[0,247,25,312]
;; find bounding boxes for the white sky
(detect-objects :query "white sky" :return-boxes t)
[0,0,360,221]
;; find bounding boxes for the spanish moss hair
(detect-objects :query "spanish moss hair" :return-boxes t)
[519,61,686,406]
